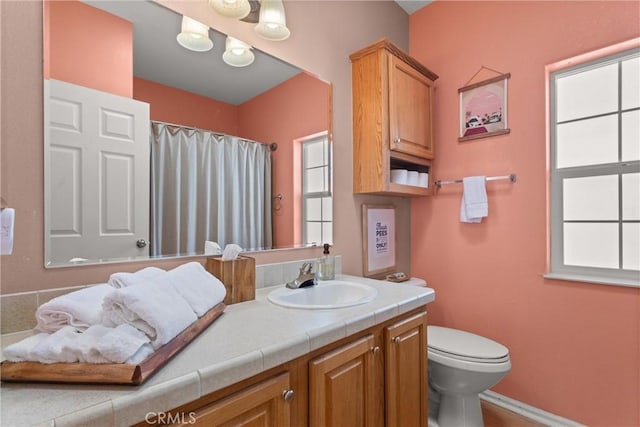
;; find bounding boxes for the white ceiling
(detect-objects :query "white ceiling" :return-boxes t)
[83,1,301,106]
[394,0,433,15]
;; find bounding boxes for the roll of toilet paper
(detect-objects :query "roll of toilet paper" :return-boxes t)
[407,171,419,186]
[418,173,429,188]
[390,169,408,185]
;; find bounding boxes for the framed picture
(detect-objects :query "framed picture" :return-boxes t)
[362,204,397,277]
[459,73,510,142]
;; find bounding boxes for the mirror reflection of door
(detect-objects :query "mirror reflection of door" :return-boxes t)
[45,80,150,264]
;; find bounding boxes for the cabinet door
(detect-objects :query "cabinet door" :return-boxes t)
[388,55,435,160]
[384,312,428,427]
[309,334,381,427]
[181,372,292,426]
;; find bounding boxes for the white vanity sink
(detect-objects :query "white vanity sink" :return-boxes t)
[267,280,378,309]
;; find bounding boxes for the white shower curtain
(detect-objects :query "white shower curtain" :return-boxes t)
[150,122,272,256]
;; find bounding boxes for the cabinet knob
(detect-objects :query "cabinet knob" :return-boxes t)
[393,336,401,344]
[136,239,148,248]
[282,389,295,402]
[394,137,401,147]
[370,346,380,355]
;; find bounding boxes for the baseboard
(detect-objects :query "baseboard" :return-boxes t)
[480,390,585,427]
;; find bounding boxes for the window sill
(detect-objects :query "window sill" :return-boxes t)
[544,273,640,289]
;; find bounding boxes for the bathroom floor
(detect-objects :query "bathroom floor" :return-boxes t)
[481,401,547,427]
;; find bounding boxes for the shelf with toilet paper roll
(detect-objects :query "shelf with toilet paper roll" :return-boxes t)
[388,160,432,196]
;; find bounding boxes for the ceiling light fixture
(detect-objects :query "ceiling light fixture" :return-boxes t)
[209,0,251,19]
[222,36,255,67]
[255,0,290,41]
[176,16,213,52]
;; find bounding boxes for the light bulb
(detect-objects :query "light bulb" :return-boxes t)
[176,16,213,52]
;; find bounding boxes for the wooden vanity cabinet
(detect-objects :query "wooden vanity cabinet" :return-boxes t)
[152,307,427,427]
[309,334,382,427]
[385,312,428,427]
[309,311,428,427]
[351,38,438,197]
[173,372,293,427]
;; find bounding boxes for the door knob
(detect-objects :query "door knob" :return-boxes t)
[136,239,148,248]
[282,389,295,402]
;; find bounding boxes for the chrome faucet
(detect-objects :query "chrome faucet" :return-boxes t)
[286,262,316,289]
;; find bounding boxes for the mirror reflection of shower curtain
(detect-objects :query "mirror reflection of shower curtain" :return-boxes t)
[150,122,272,256]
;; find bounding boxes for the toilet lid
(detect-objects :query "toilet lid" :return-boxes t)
[428,326,509,360]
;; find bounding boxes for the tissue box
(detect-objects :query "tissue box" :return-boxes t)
[206,256,255,305]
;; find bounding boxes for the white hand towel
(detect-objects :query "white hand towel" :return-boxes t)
[29,326,82,364]
[66,324,152,364]
[3,332,49,362]
[166,262,227,317]
[460,176,488,223]
[35,284,112,333]
[102,276,197,349]
[108,266,165,288]
[94,324,152,364]
[66,325,112,364]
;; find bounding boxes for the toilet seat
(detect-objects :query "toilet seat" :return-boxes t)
[428,326,509,364]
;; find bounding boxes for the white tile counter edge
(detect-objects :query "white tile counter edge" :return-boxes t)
[1,275,435,427]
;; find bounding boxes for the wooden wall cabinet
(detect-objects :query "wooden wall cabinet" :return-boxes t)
[155,307,427,427]
[351,39,439,197]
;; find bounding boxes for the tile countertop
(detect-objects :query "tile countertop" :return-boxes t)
[0,275,435,427]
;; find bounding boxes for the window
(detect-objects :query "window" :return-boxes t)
[548,47,640,287]
[302,132,332,246]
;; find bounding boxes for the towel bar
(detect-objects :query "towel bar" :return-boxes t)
[435,174,517,188]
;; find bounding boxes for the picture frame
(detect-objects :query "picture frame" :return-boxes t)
[459,73,510,142]
[362,204,397,277]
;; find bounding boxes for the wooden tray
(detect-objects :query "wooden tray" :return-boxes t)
[0,303,226,385]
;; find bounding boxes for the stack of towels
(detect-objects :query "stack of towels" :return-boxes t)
[3,262,226,365]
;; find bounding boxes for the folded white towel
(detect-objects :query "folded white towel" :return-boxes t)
[460,176,488,223]
[102,276,197,349]
[108,266,165,288]
[67,325,111,364]
[166,262,227,317]
[35,284,112,333]
[4,325,153,365]
[3,332,49,362]
[65,324,153,364]
[29,326,82,364]
[94,324,152,364]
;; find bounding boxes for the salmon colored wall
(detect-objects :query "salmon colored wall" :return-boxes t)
[45,0,132,97]
[133,77,239,136]
[239,72,330,248]
[409,2,640,426]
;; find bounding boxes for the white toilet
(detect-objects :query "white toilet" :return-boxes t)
[427,325,511,427]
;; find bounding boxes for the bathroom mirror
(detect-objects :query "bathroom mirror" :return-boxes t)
[43,0,332,267]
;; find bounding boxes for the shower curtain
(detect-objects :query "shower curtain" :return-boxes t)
[150,122,272,256]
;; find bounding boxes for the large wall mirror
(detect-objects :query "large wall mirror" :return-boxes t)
[43,0,332,267]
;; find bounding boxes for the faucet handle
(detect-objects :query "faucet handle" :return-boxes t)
[301,262,313,274]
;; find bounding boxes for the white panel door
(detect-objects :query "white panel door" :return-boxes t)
[45,79,150,265]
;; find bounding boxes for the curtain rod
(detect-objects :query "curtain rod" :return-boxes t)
[435,173,517,188]
[151,120,277,151]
